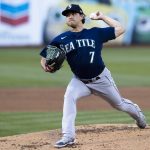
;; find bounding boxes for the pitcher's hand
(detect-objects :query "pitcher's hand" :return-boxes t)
[89,11,104,20]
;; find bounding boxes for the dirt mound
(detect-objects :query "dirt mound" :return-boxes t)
[0,124,150,150]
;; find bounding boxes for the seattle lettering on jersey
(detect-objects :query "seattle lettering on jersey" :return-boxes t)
[60,39,95,53]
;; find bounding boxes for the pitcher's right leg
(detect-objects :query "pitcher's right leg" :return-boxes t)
[114,98,146,129]
[87,68,146,129]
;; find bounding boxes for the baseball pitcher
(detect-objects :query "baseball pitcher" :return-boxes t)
[40,4,146,148]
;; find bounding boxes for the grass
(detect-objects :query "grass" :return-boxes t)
[0,47,150,137]
[0,110,149,137]
[103,47,150,86]
[0,47,150,87]
[0,48,72,87]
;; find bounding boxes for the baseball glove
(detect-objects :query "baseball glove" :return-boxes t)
[45,45,66,73]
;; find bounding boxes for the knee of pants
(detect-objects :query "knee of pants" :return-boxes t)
[112,102,127,112]
[64,93,74,103]
[64,90,89,102]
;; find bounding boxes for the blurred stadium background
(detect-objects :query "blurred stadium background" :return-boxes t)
[0,0,150,137]
[0,0,150,46]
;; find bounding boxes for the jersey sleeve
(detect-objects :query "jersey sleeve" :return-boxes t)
[96,27,116,43]
[39,38,60,58]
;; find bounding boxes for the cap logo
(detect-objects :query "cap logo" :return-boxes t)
[67,4,72,9]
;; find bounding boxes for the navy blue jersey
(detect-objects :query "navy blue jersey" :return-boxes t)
[40,27,115,79]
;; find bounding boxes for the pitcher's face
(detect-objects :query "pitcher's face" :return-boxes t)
[66,12,83,28]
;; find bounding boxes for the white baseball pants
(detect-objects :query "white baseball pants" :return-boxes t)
[62,67,142,138]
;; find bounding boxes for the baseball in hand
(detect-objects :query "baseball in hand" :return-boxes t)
[89,13,97,19]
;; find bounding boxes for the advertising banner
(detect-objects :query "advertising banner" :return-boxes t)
[0,0,43,46]
[0,0,149,46]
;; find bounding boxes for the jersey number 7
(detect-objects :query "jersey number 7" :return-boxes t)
[89,51,95,63]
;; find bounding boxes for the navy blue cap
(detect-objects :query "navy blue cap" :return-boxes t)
[62,4,84,16]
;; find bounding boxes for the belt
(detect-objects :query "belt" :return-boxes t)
[80,76,100,84]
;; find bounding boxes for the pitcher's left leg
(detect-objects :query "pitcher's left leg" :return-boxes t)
[62,77,91,138]
[54,76,91,148]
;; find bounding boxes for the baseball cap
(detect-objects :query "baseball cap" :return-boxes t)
[62,4,85,16]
